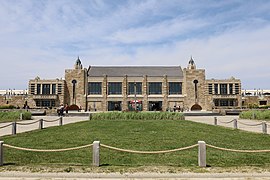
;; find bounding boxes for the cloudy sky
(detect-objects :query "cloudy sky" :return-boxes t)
[1,0,270,90]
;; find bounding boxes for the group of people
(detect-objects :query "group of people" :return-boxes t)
[57,104,69,116]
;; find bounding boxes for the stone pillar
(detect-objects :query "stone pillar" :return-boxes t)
[233,119,238,129]
[93,141,100,166]
[122,75,128,111]
[262,121,267,134]
[0,141,3,166]
[198,141,206,167]
[12,122,17,135]
[142,75,148,111]
[102,75,108,111]
[59,116,63,126]
[162,75,168,111]
[39,119,44,129]
[214,117,217,126]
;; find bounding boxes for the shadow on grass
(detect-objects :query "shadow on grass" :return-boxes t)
[100,163,110,167]
[3,163,16,166]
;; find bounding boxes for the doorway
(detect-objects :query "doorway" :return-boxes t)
[149,101,162,111]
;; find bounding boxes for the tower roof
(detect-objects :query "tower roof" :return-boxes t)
[76,56,81,65]
[188,56,195,65]
[187,56,196,69]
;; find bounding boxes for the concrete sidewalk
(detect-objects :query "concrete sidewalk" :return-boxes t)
[0,116,89,137]
[186,115,268,134]
[1,172,270,180]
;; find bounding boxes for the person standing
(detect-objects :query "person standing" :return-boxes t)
[65,104,69,114]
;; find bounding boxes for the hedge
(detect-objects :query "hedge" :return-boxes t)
[90,112,185,120]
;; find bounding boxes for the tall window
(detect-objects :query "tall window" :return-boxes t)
[169,82,182,95]
[52,84,56,94]
[57,84,62,95]
[214,84,218,94]
[148,82,162,95]
[235,83,240,94]
[88,82,102,95]
[208,84,213,94]
[229,84,233,94]
[108,82,122,95]
[128,82,142,95]
[37,84,41,95]
[42,84,51,95]
[220,84,227,95]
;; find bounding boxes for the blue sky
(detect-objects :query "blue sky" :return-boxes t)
[1,0,270,90]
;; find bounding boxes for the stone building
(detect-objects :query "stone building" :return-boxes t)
[28,77,66,108]
[0,57,244,111]
[241,89,270,108]
[63,57,242,111]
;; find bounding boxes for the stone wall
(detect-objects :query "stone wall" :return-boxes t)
[65,68,87,110]
[183,68,206,110]
[0,95,35,108]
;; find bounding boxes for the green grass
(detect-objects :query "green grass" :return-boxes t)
[0,111,31,123]
[1,118,270,172]
[240,110,270,120]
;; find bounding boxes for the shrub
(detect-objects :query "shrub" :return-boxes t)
[0,111,32,121]
[90,112,185,120]
[0,105,16,109]
[240,110,270,120]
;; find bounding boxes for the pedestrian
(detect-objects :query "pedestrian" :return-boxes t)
[65,104,69,114]
[59,104,64,116]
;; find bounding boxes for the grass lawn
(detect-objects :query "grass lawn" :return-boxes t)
[1,118,270,172]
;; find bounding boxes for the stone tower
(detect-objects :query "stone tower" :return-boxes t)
[65,57,87,110]
[183,57,206,111]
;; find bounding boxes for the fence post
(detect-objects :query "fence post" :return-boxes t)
[0,141,3,166]
[39,119,43,129]
[262,121,267,134]
[89,113,92,120]
[233,119,238,129]
[59,116,63,126]
[198,141,206,167]
[252,111,255,119]
[93,141,100,167]
[214,117,217,126]
[12,122,17,135]
[20,113,23,120]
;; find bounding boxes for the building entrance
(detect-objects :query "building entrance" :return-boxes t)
[128,100,142,111]
[149,101,162,111]
[191,104,202,111]
[108,101,122,111]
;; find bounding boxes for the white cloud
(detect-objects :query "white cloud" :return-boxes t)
[0,0,270,90]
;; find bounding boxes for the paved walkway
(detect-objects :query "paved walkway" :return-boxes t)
[0,115,89,137]
[0,172,270,180]
[1,115,268,137]
[186,115,269,134]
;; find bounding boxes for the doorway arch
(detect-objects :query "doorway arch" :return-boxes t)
[191,104,202,111]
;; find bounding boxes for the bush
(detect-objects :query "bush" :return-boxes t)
[0,105,16,109]
[90,112,185,120]
[0,111,32,121]
[240,110,270,120]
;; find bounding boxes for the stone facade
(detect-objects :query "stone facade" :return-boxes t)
[241,90,270,108]
[64,58,87,110]
[1,57,247,111]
